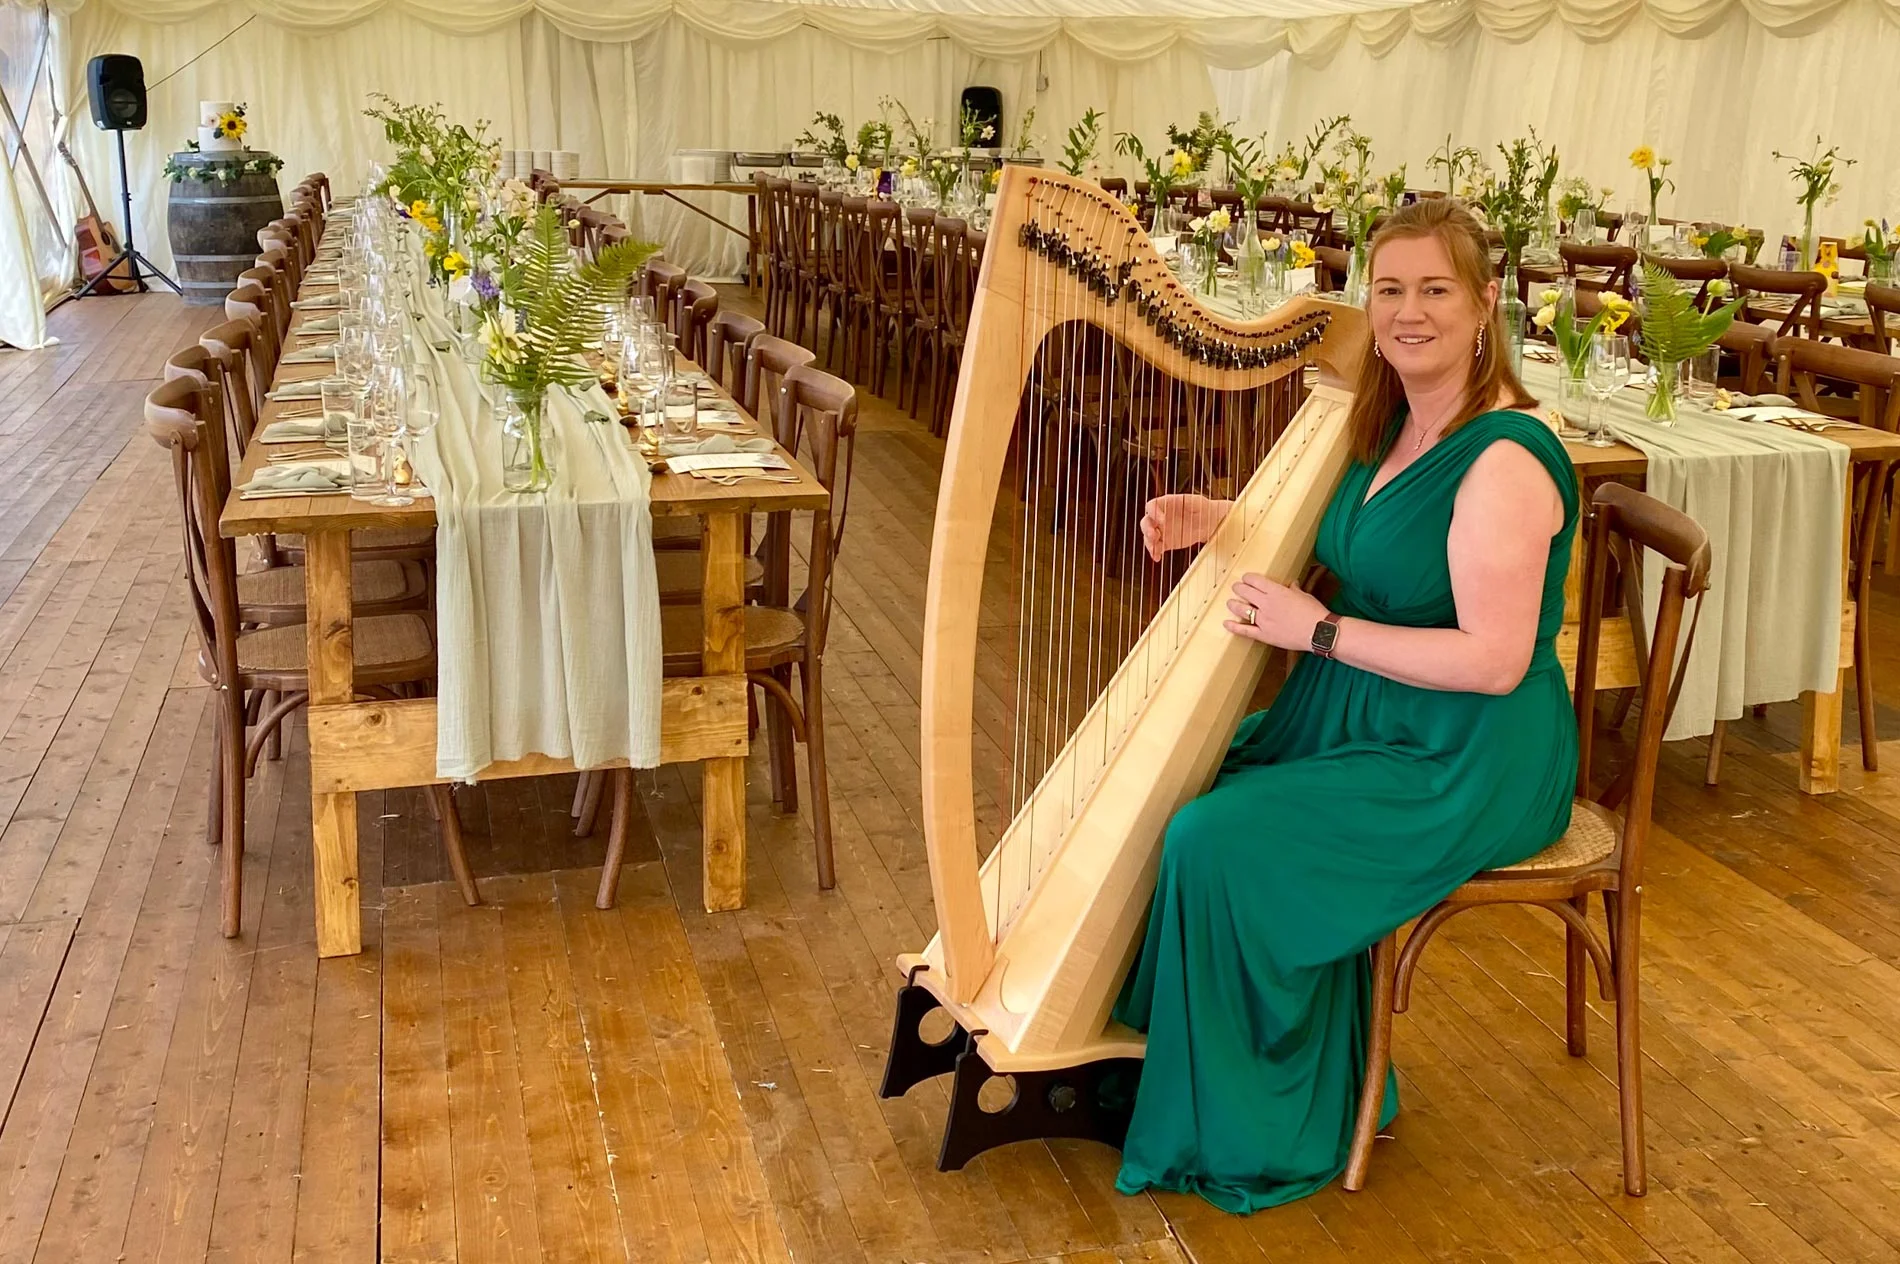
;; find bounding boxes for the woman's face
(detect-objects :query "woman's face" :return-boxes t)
[1367,234,1498,386]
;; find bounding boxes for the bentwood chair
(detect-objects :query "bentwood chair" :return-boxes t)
[224,280,282,382]
[1649,254,1727,308]
[1344,483,1712,1200]
[1730,263,1827,340]
[1715,321,1777,396]
[673,278,720,368]
[706,310,766,403]
[643,258,687,330]
[1560,242,1639,295]
[863,201,908,398]
[596,363,859,906]
[144,376,477,938]
[1866,283,1899,355]
[816,192,852,371]
[198,319,268,457]
[901,208,938,415]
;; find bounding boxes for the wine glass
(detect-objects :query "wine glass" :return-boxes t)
[400,368,439,498]
[368,362,414,507]
[1585,333,1630,448]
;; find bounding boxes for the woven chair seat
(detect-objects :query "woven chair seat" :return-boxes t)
[654,550,765,602]
[1486,799,1619,874]
[659,605,805,674]
[237,559,424,618]
[235,612,434,685]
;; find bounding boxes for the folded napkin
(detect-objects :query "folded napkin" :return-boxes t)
[257,417,336,443]
[266,380,325,402]
[292,293,342,311]
[280,345,336,364]
[238,460,350,497]
[299,315,340,334]
[1722,392,1795,408]
[659,434,776,458]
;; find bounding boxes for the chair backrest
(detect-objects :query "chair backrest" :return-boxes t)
[1778,338,1900,432]
[1715,320,1775,396]
[144,375,238,690]
[1573,482,1711,893]
[841,196,876,300]
[1649,254,1727,308]
[817,191,847,287]
[866,201,905,308]
[199,318,266,457]
[1866,282,1899,355]
[225,279,282,377]
[706,310,765,404]
[258,231,302,292]
[244,258,293,339]
[1098,176,1127,200]
[930,217,973,336]
[1560,242,1639,294]
[772,363,859,646]
[1313,245,1349,292]
[903,208,936,317]
[1729,263,1826,339]
[674,278,720,366]
[744,333,816,423]
[786,184,819,276]
[643,259,686,325]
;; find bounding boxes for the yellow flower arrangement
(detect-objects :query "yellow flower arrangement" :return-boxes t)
[1290,240,1316,270]
[1599,291,1633,333]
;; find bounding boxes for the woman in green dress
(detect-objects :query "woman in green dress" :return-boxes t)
[1113,198,1580,1212]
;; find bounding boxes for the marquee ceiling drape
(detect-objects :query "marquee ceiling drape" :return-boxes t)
[4,0,1897,332]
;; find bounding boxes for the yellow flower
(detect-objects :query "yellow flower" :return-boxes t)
[1206,208,1231,234]
[1540,288,1561,306]
[410,199,432,221]
[901,158,919,178]
[987,169,1000,189]
[1629,145,1656,171]
[1262,236,1283,253]
[845,154,860,171]
[1532,304,1556,331]
[1290,241,1316,270]
[442,250,470,277]
[1170,149,1194,179]
[423,237,442,258]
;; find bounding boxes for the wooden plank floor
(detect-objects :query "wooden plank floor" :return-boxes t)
[7,292,1900,1262]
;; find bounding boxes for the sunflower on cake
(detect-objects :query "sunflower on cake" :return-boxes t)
[197,102,248,152]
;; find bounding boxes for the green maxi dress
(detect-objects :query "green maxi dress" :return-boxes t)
[1111,409,1580,1213]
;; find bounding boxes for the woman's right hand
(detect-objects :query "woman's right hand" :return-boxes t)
[1139,494,1233,561]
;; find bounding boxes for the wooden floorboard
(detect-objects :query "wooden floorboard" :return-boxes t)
[10,290,1900,1261]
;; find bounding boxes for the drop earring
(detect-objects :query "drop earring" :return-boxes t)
[1373,341,1383,359]
[1475,326,1486,359]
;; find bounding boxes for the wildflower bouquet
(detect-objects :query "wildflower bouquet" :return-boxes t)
[1113,133,1195,231]
[795,112,850,164]
[1628,145,1674,239]
[1059,108,1105,178]
[1771,136,1853,269]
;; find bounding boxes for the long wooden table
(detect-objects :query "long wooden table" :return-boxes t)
[219,241,828,957]
[1561,422,1900,794]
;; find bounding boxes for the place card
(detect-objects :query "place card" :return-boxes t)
[665,452,791,475]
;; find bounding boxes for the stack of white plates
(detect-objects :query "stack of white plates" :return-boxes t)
[553,151,581,180]
[534,149,554,176]
[497,150,519,179]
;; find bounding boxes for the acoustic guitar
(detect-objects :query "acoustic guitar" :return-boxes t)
[57,141,133,295]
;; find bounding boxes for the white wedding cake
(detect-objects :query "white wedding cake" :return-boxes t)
[197,101,246,153]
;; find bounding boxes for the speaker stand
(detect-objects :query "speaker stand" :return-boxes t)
[73,130,178,299]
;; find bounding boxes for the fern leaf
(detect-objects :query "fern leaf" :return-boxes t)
[1637,263,1736,364]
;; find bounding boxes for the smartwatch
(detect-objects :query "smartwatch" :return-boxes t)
[1311,612,1342,660]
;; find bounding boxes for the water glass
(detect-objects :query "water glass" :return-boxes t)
[1574,208,1597,243]
[346,414,384,500]
[661,379,698,441]
[319,377,359,451]
[1685,348,1720,403]
[1585,334,1631,448]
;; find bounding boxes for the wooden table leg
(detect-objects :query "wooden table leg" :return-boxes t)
[702,511,747,910]
[306,530,362,955]
[1799,466,1857,796]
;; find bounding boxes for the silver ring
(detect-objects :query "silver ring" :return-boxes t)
[1244,605,1257,627]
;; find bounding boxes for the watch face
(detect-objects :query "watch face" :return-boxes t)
[1313,619,1338,653]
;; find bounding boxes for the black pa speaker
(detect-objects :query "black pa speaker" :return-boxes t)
[960,86,1001,146]
[87,55,147,131]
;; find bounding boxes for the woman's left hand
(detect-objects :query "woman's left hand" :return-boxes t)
[1224,573,1329,652]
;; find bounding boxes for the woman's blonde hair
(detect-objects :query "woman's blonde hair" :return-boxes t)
[1345,198,1536,464]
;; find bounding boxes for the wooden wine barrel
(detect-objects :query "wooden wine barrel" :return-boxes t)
[166,152,285,305]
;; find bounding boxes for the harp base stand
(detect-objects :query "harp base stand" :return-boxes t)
[878,972,1141,1171]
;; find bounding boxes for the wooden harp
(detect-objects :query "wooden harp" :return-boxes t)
[879,167,1368,1168]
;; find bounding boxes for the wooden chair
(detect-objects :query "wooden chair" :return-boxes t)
[706,310,766,403]
[198,318,268,457]
[923,218,975,437]
[223,280,281,381]
[1099,176,1128,201]
[1313,245,1349,293]
[673,278,720,368]
[598,363,858,906]
[1560,242,1639,295]
[1715,321,1776,395]
[816,192,852,372]
[235,267,289,347]
[1648,254,1726,308]
[144,375,476,938]
[1866,282,1899,355]
[1344,482,1712,1200]
[901,207,938,416]
[1778,342,1900,761]
[785,183,823,348]
[162,345,427,634]
[643,259,686,333]
[863,201,907,398]
[1730,263,1826,340]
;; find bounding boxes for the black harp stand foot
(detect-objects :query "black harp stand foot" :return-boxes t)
[877,971,1142,1172]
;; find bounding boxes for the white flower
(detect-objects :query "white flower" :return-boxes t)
[1188,216,1207,234]
[1312,193,1337,214]
[419,145,434,166]
[981,124,995,141]
[1206,208,1231,233]
[1366,191,1387,210]
[1532,305,1556,331]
